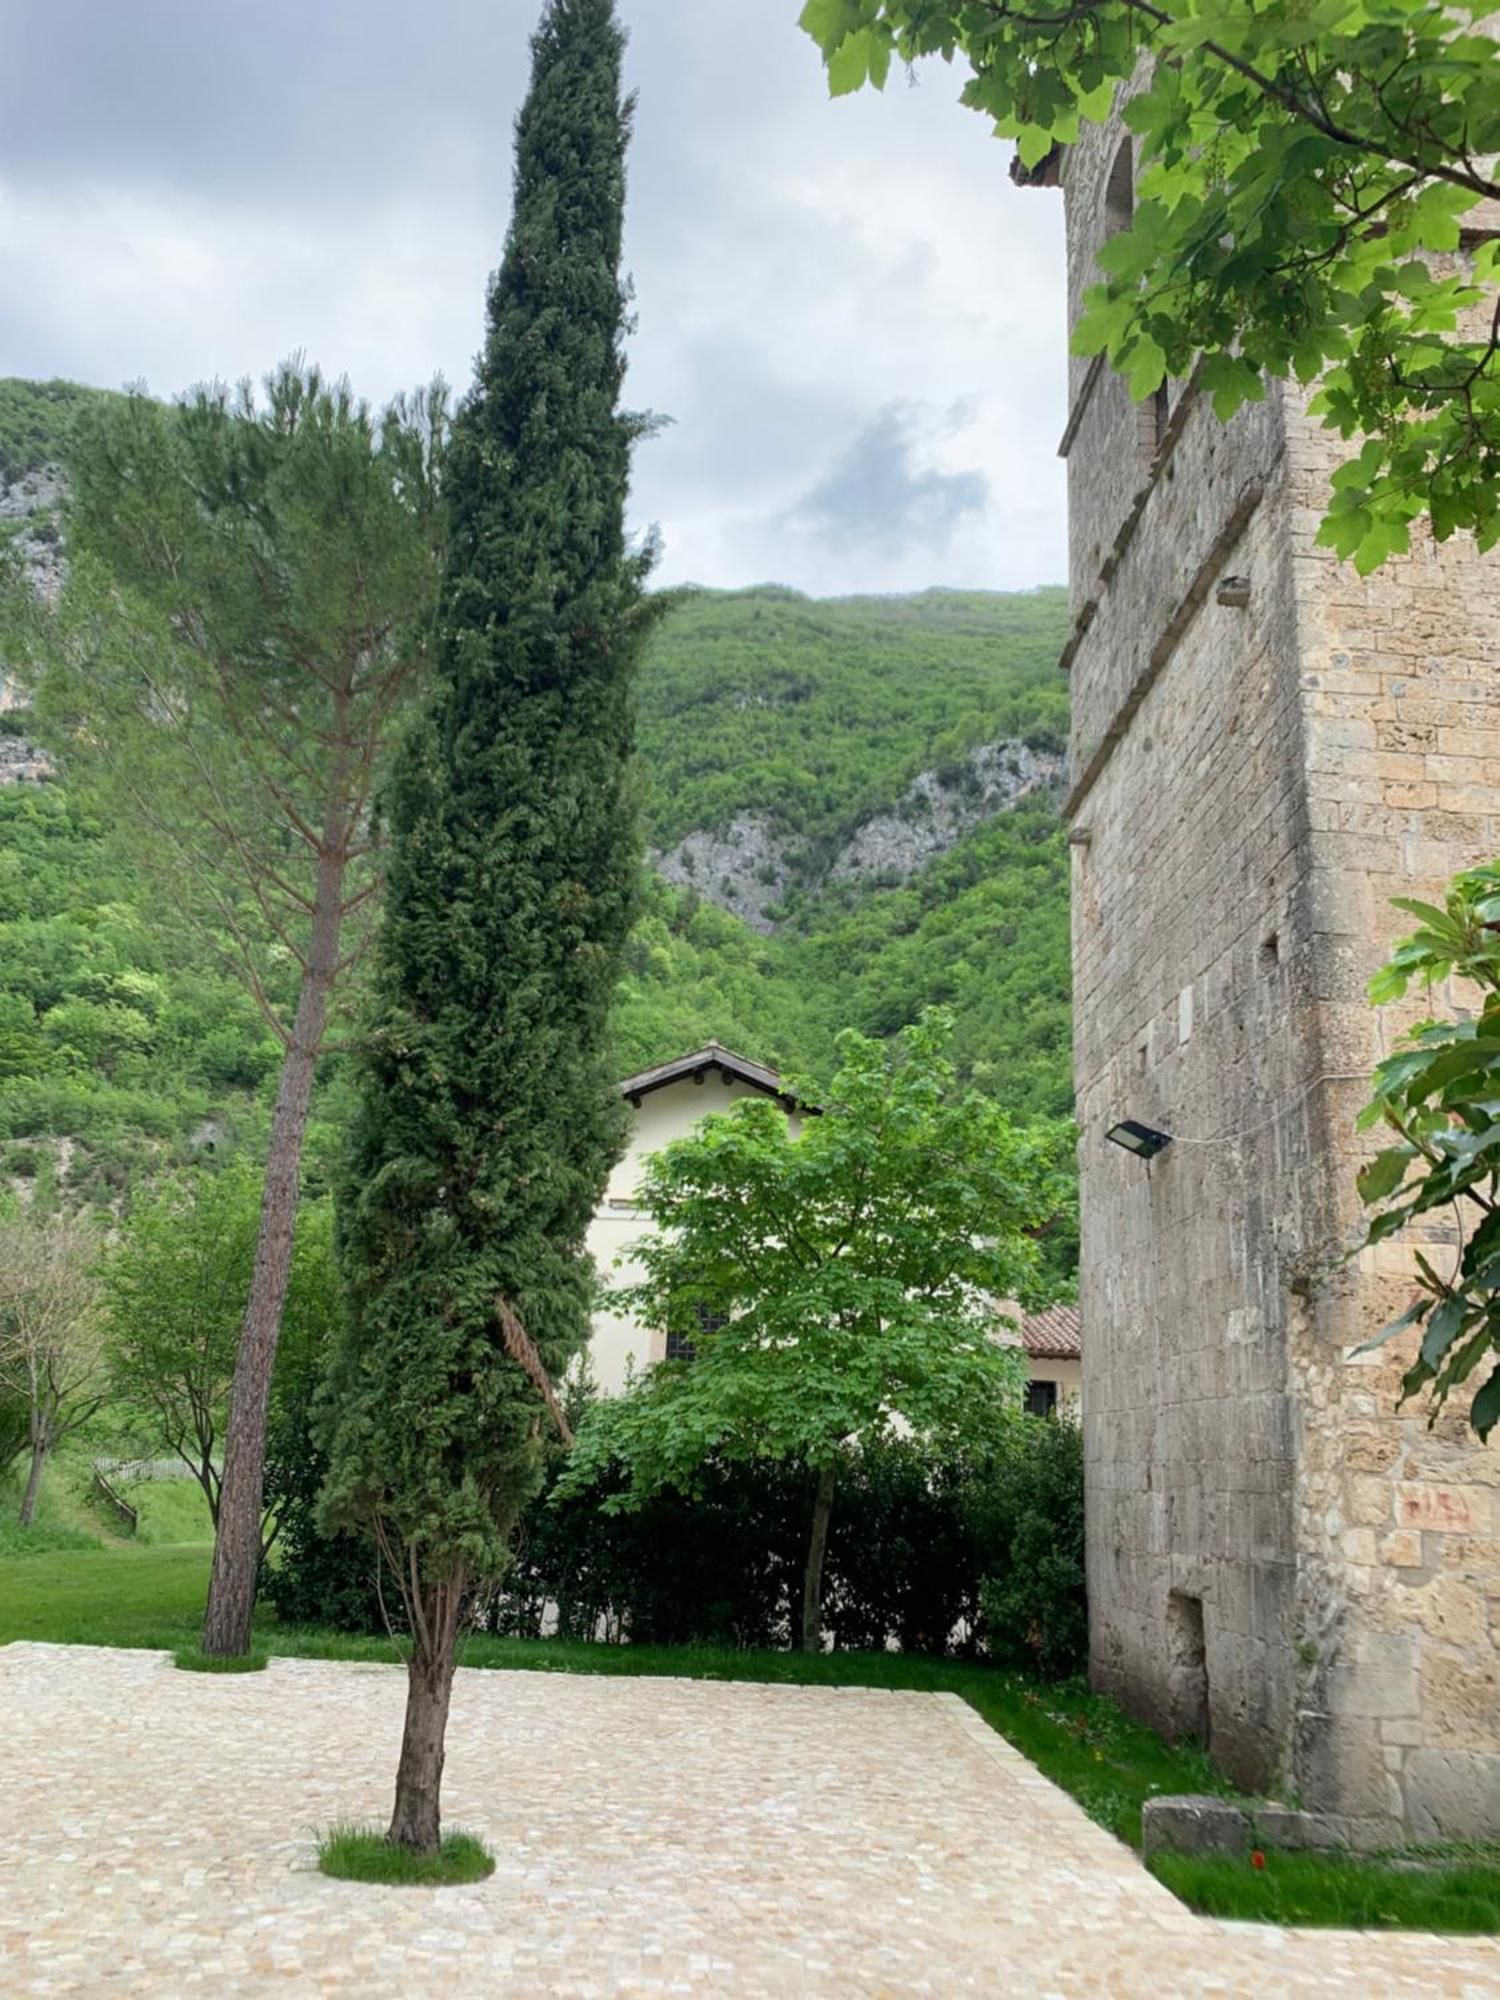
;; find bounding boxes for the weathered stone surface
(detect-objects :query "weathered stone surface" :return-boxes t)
[652,737,1066,932]
[1058,99,1500,1836]
[1252,1807,1342,1852]
[0,727,53,786]
[1406,1750,1500,1841]
[1251,1807,1396,1854]
[652,811,791,932]
[1141,1795,1251,1860]
[828,739,1064,883]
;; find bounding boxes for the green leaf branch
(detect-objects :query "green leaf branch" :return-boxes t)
[1353,860,1500,1438]
[801,1,1500,572]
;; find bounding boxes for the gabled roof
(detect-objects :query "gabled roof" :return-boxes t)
[1020,1302,1082,1360]
[618,1042,804,1113]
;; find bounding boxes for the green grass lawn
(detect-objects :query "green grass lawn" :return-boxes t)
[2,1525,1497,1933]
[1152,1847,1500,1934]
[0,1453,213,1558]
[0,1540,214,1646]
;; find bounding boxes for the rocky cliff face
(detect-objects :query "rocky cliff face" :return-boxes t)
[653,812,792,932]
[0,463,64,781]
[1,464,66,606]
[828,739,1065,885]
[652,736,1065,932]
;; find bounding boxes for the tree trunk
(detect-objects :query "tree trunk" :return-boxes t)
[18,1435,48,1527]
[201,836,345,1657]
[387,1581,466,1856]
[800,1460,837,1655]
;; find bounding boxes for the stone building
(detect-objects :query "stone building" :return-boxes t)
[1025,109,1500,1837]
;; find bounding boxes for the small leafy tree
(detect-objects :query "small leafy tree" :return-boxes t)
[0,1208,106,1525]
[319,0,653,1858]
[101,1164,337,1537]
[7,365,446,1651]
[1353,862,1500,1439]
[973,1415,1087,1679]
[801,1,1500,571]
[561,1011,1069,1651]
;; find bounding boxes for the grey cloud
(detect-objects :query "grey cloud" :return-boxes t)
[0,1,1066,594]
[788,403,988,556]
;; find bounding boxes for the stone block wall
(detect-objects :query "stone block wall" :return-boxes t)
[1057,103,1500,1833]
[1282,402,1500,1832]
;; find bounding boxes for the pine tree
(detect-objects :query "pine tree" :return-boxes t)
[318,0,652,1857]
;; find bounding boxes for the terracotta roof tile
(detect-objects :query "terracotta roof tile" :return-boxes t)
[1020,1302,1082,1360]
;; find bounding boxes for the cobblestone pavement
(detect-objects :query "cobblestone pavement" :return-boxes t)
[2,1643,1495,1997]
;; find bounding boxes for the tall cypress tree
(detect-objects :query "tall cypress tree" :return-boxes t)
[319,0,652,1857]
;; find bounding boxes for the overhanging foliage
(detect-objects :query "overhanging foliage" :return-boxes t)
[1354,862,1500,1438]
[802,1,1500,572]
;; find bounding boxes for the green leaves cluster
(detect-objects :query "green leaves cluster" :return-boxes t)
[0,782,284,1200]
[1354,864,1500,1438]
[801,2,1500,572]
[0,378,108,481]
[563,1011,1071,1508]
[100,1163,336,1527]
[11,366,447,1050]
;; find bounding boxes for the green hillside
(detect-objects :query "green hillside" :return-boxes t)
[621,584,1073,1118]
[0,378,108,482]
[0,783,292,1203]
[0,377,1074,1209]
[638,585,1067,853]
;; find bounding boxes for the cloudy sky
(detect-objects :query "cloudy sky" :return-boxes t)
[0,1,1067,595]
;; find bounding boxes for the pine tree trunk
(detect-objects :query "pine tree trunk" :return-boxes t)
[201,834,345,1657]
[18,1435,48,1528]
[387,1580,466,1856]
[800,1460,837,1655]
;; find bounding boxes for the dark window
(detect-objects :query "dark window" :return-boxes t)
[1025,1378,1059,1419]
[667,1301,727,1363]
[1104,141,1133,240]
[1151,378,1171,454]
[1104,144,1173,470]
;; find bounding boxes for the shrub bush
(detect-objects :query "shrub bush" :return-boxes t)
[266,1403,1088,1675]
[261,1387,390,1634]
[972,1416,1087,1678]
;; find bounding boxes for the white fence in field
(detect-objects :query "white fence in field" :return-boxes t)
[92,1456,205,1484]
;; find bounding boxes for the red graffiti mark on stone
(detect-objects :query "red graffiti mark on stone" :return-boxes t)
[1398,1486,1475,1534]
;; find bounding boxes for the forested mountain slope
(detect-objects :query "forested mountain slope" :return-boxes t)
[0,378,1074,1209]
[623,585,1072,1115]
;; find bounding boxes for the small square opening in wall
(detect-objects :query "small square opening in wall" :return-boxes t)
[1260,930,1280,965]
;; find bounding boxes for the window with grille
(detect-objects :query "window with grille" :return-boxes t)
[1025,1378,1059,1419]
[666,1301,727,1363]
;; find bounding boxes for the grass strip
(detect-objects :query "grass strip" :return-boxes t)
[317,1824,495,1887]
[172,1644,269,1674]
[1151,1846,1500,1933]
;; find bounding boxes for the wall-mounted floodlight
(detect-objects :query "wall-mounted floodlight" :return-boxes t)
[1106,1119,1172,1159]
